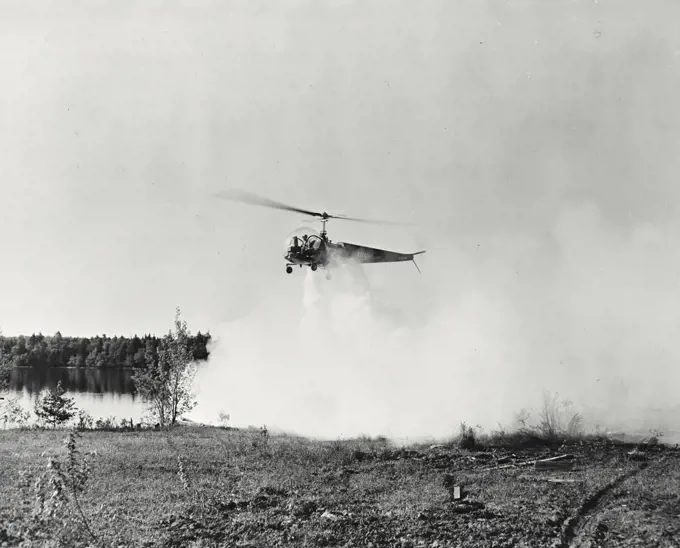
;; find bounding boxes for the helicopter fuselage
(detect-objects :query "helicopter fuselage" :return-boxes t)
[283,230,423,275]
[284,233,330,273]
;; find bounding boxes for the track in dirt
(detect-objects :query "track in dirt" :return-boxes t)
[559,462,649,548]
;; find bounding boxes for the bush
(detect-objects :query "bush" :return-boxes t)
[34,381,78,429]
[457,422,477,450]
[537,391,584,439]
[76,410,94,431]
[1,397,31,429]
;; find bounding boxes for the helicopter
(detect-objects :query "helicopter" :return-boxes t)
[213,189,426,279]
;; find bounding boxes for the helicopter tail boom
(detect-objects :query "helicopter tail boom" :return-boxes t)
[329,241,426,266]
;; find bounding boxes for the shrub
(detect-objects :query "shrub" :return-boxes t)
[94,416,118,430]
[34,381,78,429]
[537,391,584,439]
[458,422,477,450]
[1,396,31,429]
[76,410,94,431]
[217,410,230,427]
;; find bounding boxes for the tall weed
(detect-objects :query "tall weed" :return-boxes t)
[4,429,101,547]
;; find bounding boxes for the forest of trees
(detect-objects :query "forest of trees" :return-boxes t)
[0,331,211,370]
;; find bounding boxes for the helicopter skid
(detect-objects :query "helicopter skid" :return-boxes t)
[284,261,329,277]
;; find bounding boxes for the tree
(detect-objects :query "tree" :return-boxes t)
[34,381,77,428]
[132,345,170,426]
[0,328,11,391]
[1,329,27,428]
[0,331,210,370]
[133,307,198,427]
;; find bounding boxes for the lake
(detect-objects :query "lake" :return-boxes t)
[3,366,147,425]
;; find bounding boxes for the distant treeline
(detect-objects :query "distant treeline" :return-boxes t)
[0,332,211,369]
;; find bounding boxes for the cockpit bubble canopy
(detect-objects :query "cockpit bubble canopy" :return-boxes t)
[284,227,320,255]
[305,235,323,252]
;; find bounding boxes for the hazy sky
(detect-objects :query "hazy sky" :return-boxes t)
[2,1,680,436]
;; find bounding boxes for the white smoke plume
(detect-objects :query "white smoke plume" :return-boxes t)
[190,203,680,443]
[191,256,548,441]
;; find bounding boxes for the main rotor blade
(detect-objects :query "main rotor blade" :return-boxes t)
[211,189,326,218]
[212,189,413,226]
[329,213,413,226]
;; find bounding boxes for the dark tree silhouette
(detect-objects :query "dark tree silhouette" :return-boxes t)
[0,331,211,370]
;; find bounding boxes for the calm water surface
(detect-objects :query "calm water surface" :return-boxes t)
[4,366,146,423]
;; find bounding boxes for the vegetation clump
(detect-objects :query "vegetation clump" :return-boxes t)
[2,428,101,547]
[0,328,10,391]
[34,380,78,429]
[132,307,198,427]
[457,422,478,450]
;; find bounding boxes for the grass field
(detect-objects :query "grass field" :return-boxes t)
[0,425,678,547]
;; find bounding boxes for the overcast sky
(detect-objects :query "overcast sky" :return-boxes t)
[2,0,680,433]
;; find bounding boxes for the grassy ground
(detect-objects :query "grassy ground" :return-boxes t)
[0,426,678,547]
